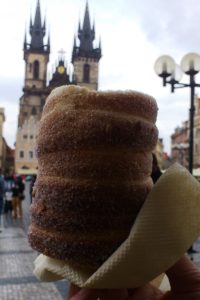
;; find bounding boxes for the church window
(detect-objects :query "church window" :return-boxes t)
[197,128,200,139]
[41,98,45,107]
[19,150,24,158]
[33,60,39,79]
[83,64,90,83]
[31,106,37,115]
[29,151,33,159]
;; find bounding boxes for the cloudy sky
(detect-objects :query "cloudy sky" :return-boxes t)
[1,0,200,153]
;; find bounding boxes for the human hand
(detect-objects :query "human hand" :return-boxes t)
[67,255,200,299]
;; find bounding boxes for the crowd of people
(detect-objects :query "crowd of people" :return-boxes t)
[0,169,36,228]
[0,155,160,228]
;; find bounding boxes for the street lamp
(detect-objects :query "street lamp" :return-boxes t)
[154,53,200,175]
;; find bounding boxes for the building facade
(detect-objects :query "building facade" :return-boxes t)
[171,97,200,170]
[154,138,164,169]
[171,121,189,168]
[15,0,102,174]
[0,108,14,174]
[0,108,6,171]
[15,117,39,174]
[193,97,200,167]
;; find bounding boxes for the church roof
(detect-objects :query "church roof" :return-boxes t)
[48,58,73,89]
[24,0,50,52]
[72,1,101,62]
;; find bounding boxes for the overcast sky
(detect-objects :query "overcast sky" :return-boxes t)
[1,0,200,154]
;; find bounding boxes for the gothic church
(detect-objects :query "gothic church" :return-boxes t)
[15,0,102,174]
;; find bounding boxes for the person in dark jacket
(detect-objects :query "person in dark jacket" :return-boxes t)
[12,176,25,219]
[12,181,19,219]
[30,175,36,204]
[16,176,25,218]
[151,153,162,183]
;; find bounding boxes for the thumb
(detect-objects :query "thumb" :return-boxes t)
[166,255,200,293]
[67,284,81,299]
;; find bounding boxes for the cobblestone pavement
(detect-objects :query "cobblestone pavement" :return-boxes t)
[0,182,200,299]
[0,182,69,300]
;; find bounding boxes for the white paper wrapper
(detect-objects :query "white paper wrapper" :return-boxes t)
[33,164,200,289]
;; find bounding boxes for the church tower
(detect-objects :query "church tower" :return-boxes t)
[15,0,102,174]
[18,0,50,128]
[72,1,101,90]
[15,0,50,173]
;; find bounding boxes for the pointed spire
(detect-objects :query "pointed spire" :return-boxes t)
[73,35,77,48]
[78,1,94,52]
[29,17,33,35]
[24,30,27,50]
[82,1,91,33]
[78,19,81,40]
[34,0,42,28]
[72,1,102,62]
[43,16,46,34]
[92,20,95,33]
[45,31,50,53]
[48,32,50,43]
[78,19,81,32]
[29,0,45,50]
[99,36,101,49]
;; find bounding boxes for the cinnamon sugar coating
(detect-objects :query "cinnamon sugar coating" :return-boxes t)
[28,85,158,269]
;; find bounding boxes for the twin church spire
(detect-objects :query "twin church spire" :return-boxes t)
[72,1,101,61]
[24,0,101,60]
[24,0,50,52]
[16,0,102,174]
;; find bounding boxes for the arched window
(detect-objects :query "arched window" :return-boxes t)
[31,106,37,115]
[83,64,90,83]
[33,60,39,79]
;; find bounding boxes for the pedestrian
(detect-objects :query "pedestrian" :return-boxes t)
[0,168,5,230]
[4,175,14,216]
[4,190,13,215]
[30,174,36,203]
[13,176,25,219]
[67,255,200,300]
[151,153,162,183]
[12,180,19,219]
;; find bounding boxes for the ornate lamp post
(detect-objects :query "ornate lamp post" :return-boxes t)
[154,53,200,175]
